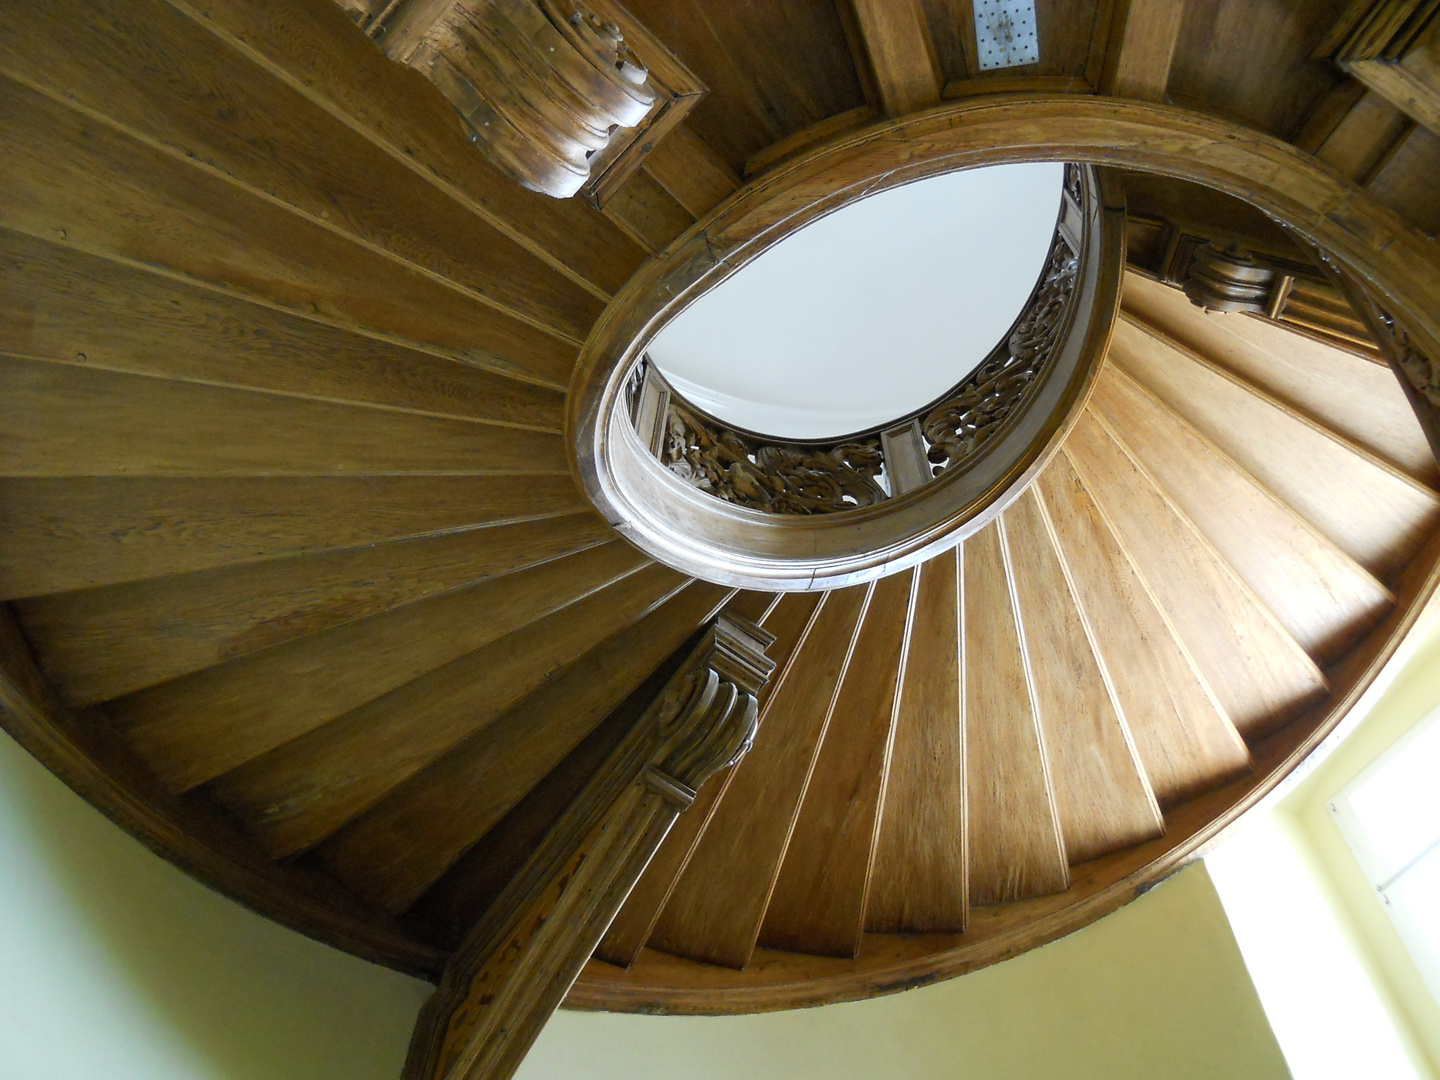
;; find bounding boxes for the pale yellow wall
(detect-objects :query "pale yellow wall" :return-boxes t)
[0,728,431,1080]
[520,862,1289,1080]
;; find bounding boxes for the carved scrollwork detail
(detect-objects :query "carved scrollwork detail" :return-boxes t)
[661,403,887,514]
[1368,301,1440,410]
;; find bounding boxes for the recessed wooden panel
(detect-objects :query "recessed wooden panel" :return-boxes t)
[179,0,646,297]
[647,585,870,970]
[318,582,735,912]
[1121,272,1438,488]
[759,570,912,958]
[0,231,564,430]
[601,169,696,254]
[1035,455,1251,804]
[115,542,651,792]
[16,514,616,704]
[1002,490,1163,863]
[208,564,692,858]
[1090,365,1393,663]
[1065,412,1327,737]
[866,549,965,933]
[0,355,567,478]
[963,522,1069,904]
[596,591,823,969]
[0,475,586,599]
[1112,315,1440,582]
[1366,124,1440,237]
[0,76,578,386]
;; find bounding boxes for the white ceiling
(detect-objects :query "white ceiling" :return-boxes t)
[648,161,1065,440]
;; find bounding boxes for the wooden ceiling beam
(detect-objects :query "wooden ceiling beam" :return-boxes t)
[1100,0,1186,102]
[846,0,943,116]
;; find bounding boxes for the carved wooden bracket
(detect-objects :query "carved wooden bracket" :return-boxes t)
[335,0,705,201]
[1319,0,1440,139]
[402,614,776,1080]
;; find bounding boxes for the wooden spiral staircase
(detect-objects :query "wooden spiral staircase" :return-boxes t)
[3,0,1440,1060]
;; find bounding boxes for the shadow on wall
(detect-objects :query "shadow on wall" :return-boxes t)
[0,729,431,1080]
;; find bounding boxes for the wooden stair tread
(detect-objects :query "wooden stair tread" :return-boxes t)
[963,521,1069,905]
[1003,490,1164,863]
[865,549,965,933]
[646,585,870,970]
[206,563,692,858]
[114,541,651,793]
[759,570,912,959]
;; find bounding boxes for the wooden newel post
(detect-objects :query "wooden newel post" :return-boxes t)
[402,613,777,1080]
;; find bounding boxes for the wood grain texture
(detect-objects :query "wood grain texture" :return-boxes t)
[1314,90,1414,182]
[1101,0,1184,101]
[1066,411,1328,737]
[0,355,567,478]
[759,571,912,958]
[0,474,586,599]
[1121,272,1439,488]
[1035,455,1251,804]
[596,592,823,968]
[865,549,964,933]
[963,522,1069,905]
[0,76,578,387]
[601,169,696,255]
[0,0,605,346]
[115,542,651,792]
[167,0,647,298]
[318,582,736,913]
[641,123,741,219]
[17,514,616,705]
[1092,365,1393,662]
[646,585,870,969]
[849,0,942,115]
[1113,314,1440,582]
[0,229,564,431]
[1002,490,1163,863]
[1365,123,1440,237]
[207,565,692,858]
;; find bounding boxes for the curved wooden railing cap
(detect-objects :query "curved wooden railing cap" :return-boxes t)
[570,160,1125,592]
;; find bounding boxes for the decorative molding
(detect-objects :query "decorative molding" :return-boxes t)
[1181,243,1279,314]
[402,614,775,1080]
[335,0,705,200]
[628,182,1084,517]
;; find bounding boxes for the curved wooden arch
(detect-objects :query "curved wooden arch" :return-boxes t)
[567,95,1440,1014]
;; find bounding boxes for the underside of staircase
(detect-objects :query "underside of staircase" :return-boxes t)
[2,0,1440,1024]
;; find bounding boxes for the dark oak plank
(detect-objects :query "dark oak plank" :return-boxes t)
[595,592,821,968]
[0,76,577,387]
[0,475,585,599]
[759,570,912,958]
[0,230,564,430]
[114,542,651,792]
[17,514,616,704]
[646,585,870,969]
[207,564,692,858]
[866,548,964,933]
[318,582,738,912]
[0,354,566,477]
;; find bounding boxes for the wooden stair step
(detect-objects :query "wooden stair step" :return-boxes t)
[318,582,741,913]
[17,513,616,705]
[1090,364,1393,664]
[0,229,565,431]
[1066,410,1328,738]
[114,541,651,792]
[1035,455,1251,804]
[596,592,823,969]
[1121,272,1438,488]
[646,585,870,970]
[963,522,1069,904]
[865,548,965,933]
[206,563,692,858]
[1111,314,1440,581]
[0,474,587,599]
[759,571,913,959]
[1002,490,1164,863]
